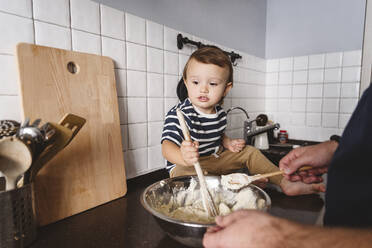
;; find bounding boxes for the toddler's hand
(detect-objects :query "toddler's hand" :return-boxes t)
[180,140,199,166]
[226,138,245,153]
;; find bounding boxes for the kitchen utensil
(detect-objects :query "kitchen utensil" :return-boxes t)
[17,118,45,158]
[254,126,270,149]
[221,166,313,191]
[26,113,86,184]
[0,120,20,138]
[141,175,271,248]
[0,137,32,190]
[0,182,37,248]
[176,109,218,217]
[246,123,280,145]
[255,114,268,126]
[16,43,127,226]
[0,176,4,191]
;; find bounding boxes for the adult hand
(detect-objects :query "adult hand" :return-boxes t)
[180,140,199,166]
[279,141,338,183]
[203,210,285,248]
[204,210,372,248]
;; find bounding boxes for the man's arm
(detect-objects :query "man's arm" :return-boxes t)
[203,210,372,248]
[287,219,372,248]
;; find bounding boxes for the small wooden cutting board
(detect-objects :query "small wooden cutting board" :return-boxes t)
[16,43,127,226]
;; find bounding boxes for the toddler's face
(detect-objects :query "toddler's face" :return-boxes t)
[184,59,232,114]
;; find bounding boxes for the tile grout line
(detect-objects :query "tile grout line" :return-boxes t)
[69,0,72,50]
[31,0,36,44]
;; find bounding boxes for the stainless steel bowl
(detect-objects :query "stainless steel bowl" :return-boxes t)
[141,175,271,247]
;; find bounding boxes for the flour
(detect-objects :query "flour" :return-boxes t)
[155,178,265,224]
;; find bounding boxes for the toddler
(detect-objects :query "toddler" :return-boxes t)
[161,46,324,196]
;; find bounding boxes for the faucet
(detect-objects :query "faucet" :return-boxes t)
[226,107,251,143]
[226,107,249,120]
[226,107,280,145]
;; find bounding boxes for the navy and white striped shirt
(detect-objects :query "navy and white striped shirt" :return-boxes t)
[161,98,227,171]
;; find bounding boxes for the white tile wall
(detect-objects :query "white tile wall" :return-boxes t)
[147,47,163,73]
[266,50,361,142]
[72,29,101,55]
[0,0,363,178]
[126,13,146,45]
[33,0,70,27]
[293,56,308,70]
[127,70,147,96]
[70,0,100,34]
[100,4,125,40]
[147,73,164,97]
[0,55,19,95]
[34,21,71,50]
[128,123,148,149]
[325,52,343,68]
[293,71,308,84]
[164,51,179,75]
[102,37,126,69]
[115,69,127,97]
[146,20,163,49]
[126,42,146,71]
[0,12,34,54]
[0,0,32,18]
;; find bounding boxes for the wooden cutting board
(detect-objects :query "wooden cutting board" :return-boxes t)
[16,43,127,226]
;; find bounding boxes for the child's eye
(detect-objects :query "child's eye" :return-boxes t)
[210,82,218,86]
[192,81,198,85]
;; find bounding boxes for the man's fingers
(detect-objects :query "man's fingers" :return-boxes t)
[206,225,223,233]
[215,210,252,227]
[311,183,326,193]
[287,174,302,182]
[203,230,224,248]
[302,176,323,184]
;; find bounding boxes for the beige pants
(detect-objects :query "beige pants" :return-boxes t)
[170,145,283,186]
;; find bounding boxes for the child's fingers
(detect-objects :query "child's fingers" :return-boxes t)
[236,144,245,149]
[181,140,193,147]
[183,145,198,154]
[193,141,199,148]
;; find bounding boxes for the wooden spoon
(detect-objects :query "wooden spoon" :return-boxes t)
[176,109,218,217]
[0,137,32,190]
[221,166,313,191]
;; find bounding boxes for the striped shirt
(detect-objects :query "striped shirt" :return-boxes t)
[161,98,227,171]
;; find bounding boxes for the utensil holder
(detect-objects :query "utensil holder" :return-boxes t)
[0,183,37,248]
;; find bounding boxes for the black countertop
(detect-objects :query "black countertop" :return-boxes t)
[29,167,324,248]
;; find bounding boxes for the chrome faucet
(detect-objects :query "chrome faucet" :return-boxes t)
[226,107,249,120]
[226,107,251,143]
[226,107,280,145]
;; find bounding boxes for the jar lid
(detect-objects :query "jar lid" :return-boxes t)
[279,130,287,133]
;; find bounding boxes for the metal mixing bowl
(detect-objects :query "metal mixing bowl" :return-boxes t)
[141,175,271,247]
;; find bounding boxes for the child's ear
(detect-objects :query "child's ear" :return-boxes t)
[223,82,233,96]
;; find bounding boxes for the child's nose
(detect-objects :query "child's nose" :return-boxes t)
[200,83,208,93]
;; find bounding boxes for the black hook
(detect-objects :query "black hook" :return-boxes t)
[177,33,242,66]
